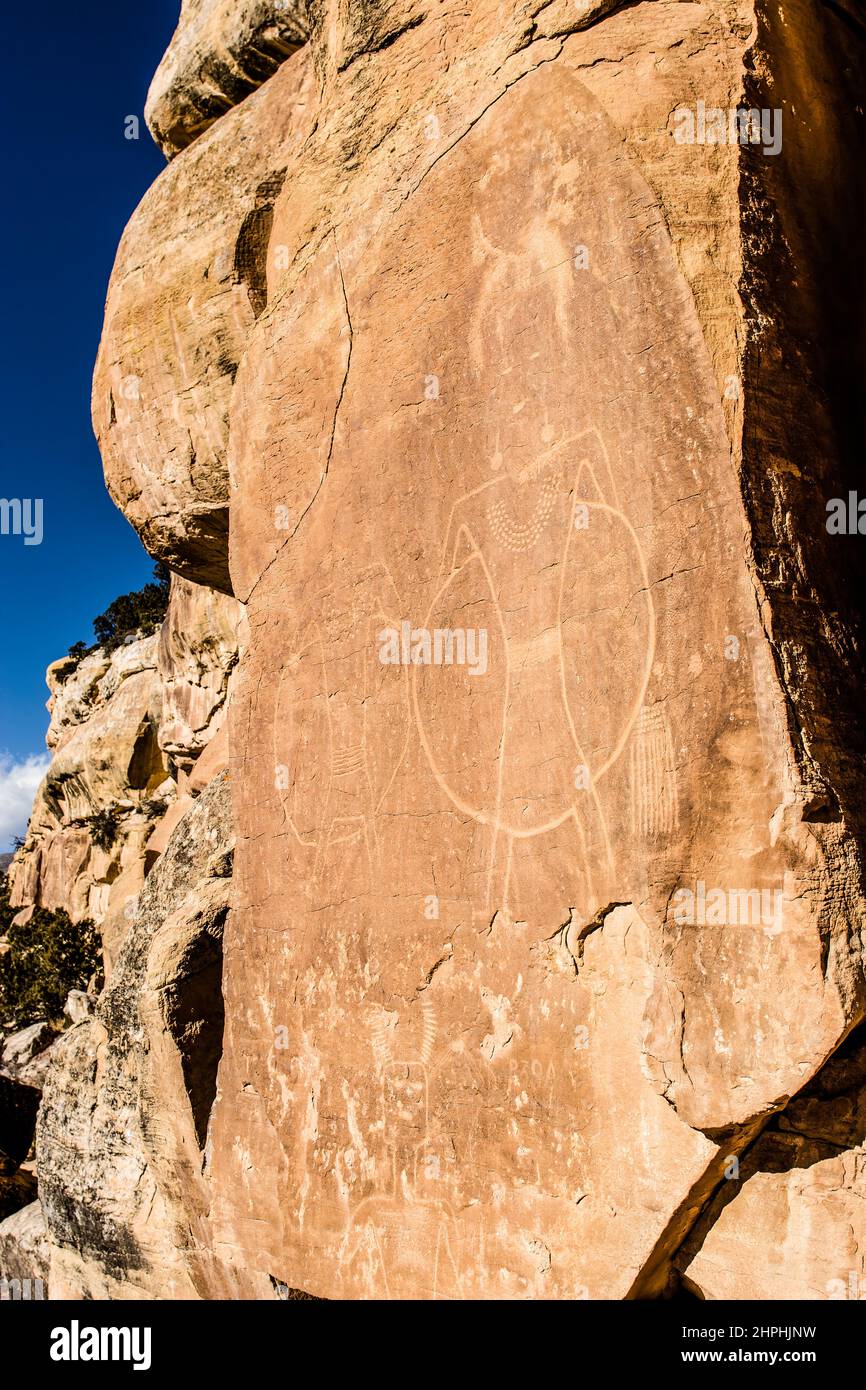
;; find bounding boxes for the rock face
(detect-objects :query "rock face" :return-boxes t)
[0,571,239,1274]
[0,1201,50,1291]
[677,1020,866,1300]
[7,637,168,927]
[5,0,866,1300]
[157,576,242,783]
[146,0,309,158]
[8,577,240,954]
[0,1022,54,1078]
[217,0,866,1300]
[37,777,234,1300]
[93,50,316,592]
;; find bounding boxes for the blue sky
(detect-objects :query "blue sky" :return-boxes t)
[0,0,181,846]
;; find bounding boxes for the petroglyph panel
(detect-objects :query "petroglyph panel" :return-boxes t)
[213,61,847,1297]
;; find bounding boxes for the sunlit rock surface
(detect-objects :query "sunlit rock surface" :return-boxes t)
[5,0,866,1300]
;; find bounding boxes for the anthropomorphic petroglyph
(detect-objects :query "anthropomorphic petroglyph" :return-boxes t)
[413,247,655,922]
[273,563,410,896]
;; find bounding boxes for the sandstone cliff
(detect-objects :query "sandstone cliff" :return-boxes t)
[8,635,169,932]
[6,577,240,956]
[2,0,865,1302]
[0,573,240,1291]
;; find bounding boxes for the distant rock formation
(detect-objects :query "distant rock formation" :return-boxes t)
[0,576,239,1285]
[6,579,240,961]
[2,0,865,1302]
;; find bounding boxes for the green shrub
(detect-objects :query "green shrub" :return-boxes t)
[67,563,170,666]
[0,875,102,1028]
[85,805,122,851]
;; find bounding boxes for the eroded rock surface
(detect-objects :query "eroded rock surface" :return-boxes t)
[8,574,239,961]
[37,777,236,1300]
[677,1022,866,1300]
[1,1022,54,1078]
[6,0,866,1300]
[7,636,168,926]
[146,0,309,158]
[213,0,866,1299]
[158,576,242,782]
[0,1200,50,1291]
[93,51,316,592]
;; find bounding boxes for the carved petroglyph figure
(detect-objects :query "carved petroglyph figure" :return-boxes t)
[340,999,468,1298]
[413,244,656,920]
[630,704,679,839]
[272,563,410,895]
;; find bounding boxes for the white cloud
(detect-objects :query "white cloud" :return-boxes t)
[0,752,50,851]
